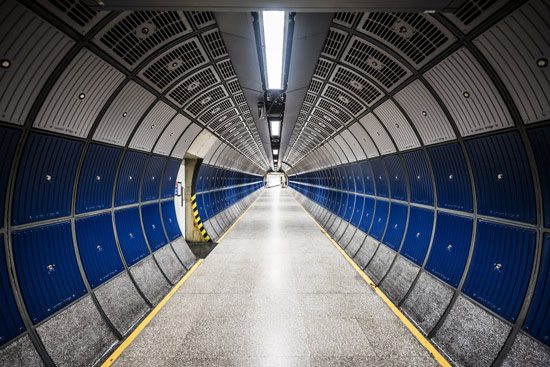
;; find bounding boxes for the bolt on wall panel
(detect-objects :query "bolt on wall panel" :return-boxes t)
[359,160,375,195]
[161,158,181,198]
[141,156,167,202]
[403,150,434,205]
[383,203,407,251]
[115,150,148,207]
[383,155,407,201]
[401,207,434,266]
[370,158,389,198]
[370,200,389,241]
[141,203,168,251]
[115,208,149,267]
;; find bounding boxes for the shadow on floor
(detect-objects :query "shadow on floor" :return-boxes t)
[187,241,217,259]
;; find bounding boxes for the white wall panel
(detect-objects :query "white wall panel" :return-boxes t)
[375,100,420,151]
[358,114,396,155]
[171,123,202,159]
[348,122,379,158]
[333,135,356,162]
[153,114,191,156]
[340,129,366,161]
[129,101,176,152]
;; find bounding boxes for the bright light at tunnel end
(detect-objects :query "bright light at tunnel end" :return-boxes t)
[262,11,285,90]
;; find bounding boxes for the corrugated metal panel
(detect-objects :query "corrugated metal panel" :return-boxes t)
[523,233,550,346]
[114,208,149,266]
[36,0,108,35]
[394,80,456,145]
[0,127,20,228]
[349,122,379,158]
[33,49,125,138]
[161,201,181,240]
[402,150,433,205]
[333,135,355,162]
[359,114,395,155]
[94,11,192,69]
[12,222,87,323]
[171,123,202,159]
[370,158,389,197]
[401,207,434,266]
[328,139,349,163]
[466,131,536,224]
[473,0,550,125]
[424,47,513,137]
[75,213,124,289]
[129,101,177,152]
[76,144,122,214]
[351,163,363,193]
[370,200,389,240]
[350,196,364,227]
[528,126,550,228]
[445,0,509,33]
[383,203,407,250]
[463,220,535,322]
[161,158,181,198]
[0,235,25,346]
[375,100,420,151]
[0,0,74,125]
[359,160,375,195]
[427,143,473,212]
[359,197,375,233]
[141,156,167,202]
[426,212,473,287]
[383,155,407,200]
[12,133,83,225]
[340,129,366,161]
[153,114,191,156]
[115,150,147,207]
[141,203,168,251]
[93,81,156,147]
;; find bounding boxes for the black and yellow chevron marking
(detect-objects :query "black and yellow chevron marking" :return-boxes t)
[191,194,210,241]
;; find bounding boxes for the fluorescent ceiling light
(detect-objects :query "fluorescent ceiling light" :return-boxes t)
[262,11,285,89]
[273,149,279,155]
[270,119,281,137]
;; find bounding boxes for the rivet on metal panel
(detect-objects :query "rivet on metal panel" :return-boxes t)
[1,59,10,68]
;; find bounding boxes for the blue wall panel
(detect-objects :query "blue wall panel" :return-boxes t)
[75,213,124,288]
[142,203,167,251]
[370,200,389,240]
[383,203,408,250]
[401,207,434,266]
[12,222,87,323]
[384,155,407,200]
[528,126,550,228]
[359,197,375,233]
[196,194,207,221]
[524,233,550,346]
[76,144,122,214]
[114,208,149,267]
[463,221,535,322]
[115,151,147,206]
[0,127,20,228]
[350,196,364,227]
[141,156,167,202]
[0,236,25,346]
[161,201,182,240]
[370,159,388,197]
[352,164,364,194]
[403,150,433,205]
[428,143,472,212]
[426,213,473,288]
[161,158,181,198]
[12,133,83,225]
[359,161,375,195]
[466,132,536,224]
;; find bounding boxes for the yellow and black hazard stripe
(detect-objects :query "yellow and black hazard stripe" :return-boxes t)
[191,194,210,241]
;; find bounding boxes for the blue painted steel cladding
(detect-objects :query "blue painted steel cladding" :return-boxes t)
[359,198,375,233]
[463,221,535,322]
[426,213,473,288]
[383,203,407,250]
[350,196,364,227]
[162,201,182,240]
[384,155,407,200]
[12,222,87,323]
[370,159,388,197]
[142,156,167,202]
[12,133,83,225]
[403,150,433,205]
[161,159,181,198]
[0,236,25,346]
[142,202,168,251]
[401,207,434,266]
[75,213,124,288]
[114,208,149,266]
[528,126,550,228]
[352,164,364,193]
[359,161,375,195]
[466,132,536,224]
[0,127,20,228]
[427,143,472,212]
[115,151,147,206]
[76,144,122,214]
[370,200,389,240]
[524,234,550,346]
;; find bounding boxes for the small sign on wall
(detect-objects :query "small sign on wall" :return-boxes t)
[175,181,183,197]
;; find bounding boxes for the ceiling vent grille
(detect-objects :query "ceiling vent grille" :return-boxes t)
[188,11,216,29]
[216,116,243,133]
[329,65,382,106]
[357,12,455,68]
[184,85,228,117]
[316,99,353,125]
[226,79,242,94]
[40,0,106,34]
[321,27,348,59]
[208,108,239,130]
[96,11,192,69]
[301,104,312,115]
[341,36,411,91]
[139,37,208,91]
[447,0,504,32]
[304,93,317,105]
[216,59,236,80]
[202,28,228,59]
[234,93,247,105]
[313,58,334,79]
[308,79,324,94]
[199,99,235,124]
[167,66,220,107]
[311,108,345,129]
[333,12,360,28]
[322,84,366,117]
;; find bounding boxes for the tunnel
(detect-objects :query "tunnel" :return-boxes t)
[0,0,549,366]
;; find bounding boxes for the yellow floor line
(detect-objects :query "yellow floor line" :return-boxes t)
[295,198,451,367]
[216,191,263,243]
[101,259,203,367]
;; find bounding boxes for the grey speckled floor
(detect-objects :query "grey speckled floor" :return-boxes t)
[113,188,437,367]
